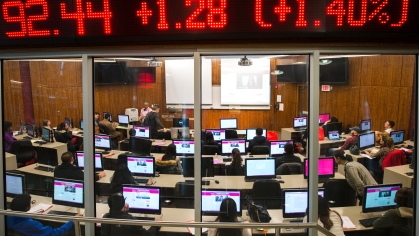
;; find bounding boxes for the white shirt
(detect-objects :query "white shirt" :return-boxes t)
[303,211,345,236]
[384,128,393,133]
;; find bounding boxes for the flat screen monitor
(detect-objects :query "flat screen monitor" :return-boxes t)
[323,122,342,136]
[283,189,325,218]
[201,189,241,216]
[75,152,104,171]
[103,112,112,122]
[221,139,246,155]
[133,126,150,139]
[246,128,267,140]
[173,118,190,127]
[390,130,404,145]
[127,156,155,177]
[173,140,195,156]
[359,132,375,149]
[269,140,294,157]
[220,118,237,129]
[123,185,161,215]
[181,157,214,178]
[6,172,25,197]
[95,134,111,151]
[37,146,59,167]
[170,127,190,140]
[360,119,371,132]
[362,183,402,213]
[118,114,129,126]
[129,137,152,155]
[41,127,51,142]
[205,129,226,141]
[26,124,35,137]
[64,118,71,127]
[80,119,84,130]
[319,113,330,124]
[293,117,307,129]
[328,130,340,140]
[53,178,84,208]
[245,158,276,180]
[303,157,335,179]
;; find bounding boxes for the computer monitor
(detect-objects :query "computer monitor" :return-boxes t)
[293,117,307,129]
[359,132,375,149]
[201,189,241,216]
[319,113,330,125]
[41,127,51,142]
[37,146,59,167]
[95,134,111,151]
[173,118,190,127]
[360,119,371,132]
[170,127,191,139]
[181,157,214,178]
[118,114,129,126]
[328,130,340,140]
[244,158,276,180]
[52,178,84,208]
[205,129,226,142]
[246,128,267,140]
[133,126,150,139]
[75,152,104,171]
[220,118,237,129]
[64,118,71,127]
[6,172,25,198]
[362,183,402,213]
[283,189,325,218]
[103,112,112,122]
[122,185,161,215]
[303,157,335,179]
[80,119,84,130]
[390,130,404,145]
[129,137,152,155]
[173,140,195,156]
[269,140,294,157]
[323,122,342,136]
[221,139,246,155]
[127,156,155,177]
[26,124,35,137]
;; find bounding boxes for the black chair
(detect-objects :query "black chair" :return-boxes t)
[156,131,171,140]
[250,146,270,155]
[174,182,194,208]
[322,179,357,207]
[98,123,110,135]
[54,131,76,154]
[276,163,303,175]
[129,137,152,155]
[225,129,238,139]
[202,145,219,155]
[251,179,282,209]
[9,140,34,166]
[225,165,244,176]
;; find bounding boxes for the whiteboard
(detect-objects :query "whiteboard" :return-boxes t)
[165,58,212,105]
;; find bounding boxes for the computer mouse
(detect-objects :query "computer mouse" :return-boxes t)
[215,180,220,184]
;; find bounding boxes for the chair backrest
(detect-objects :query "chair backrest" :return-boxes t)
[251,179,282,209]
[225,129,238,139]
[322,179,357,207]
[250,145,270,155]
[98,123,110,135]
[129,137,152,155]
[202,145,219,155]
[54,131,67,143]
[10,140,34,164]
[276,163,303,175]
[174,182,195,208]
[382,149,407,170]
[225,165,245,176]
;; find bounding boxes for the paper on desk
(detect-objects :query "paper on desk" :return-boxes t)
[341,216,356,230]
[28,203,53,214]
[361,154,373,159]
[154,142,166,146]
[186,220,208,235]
[213,159,222,164]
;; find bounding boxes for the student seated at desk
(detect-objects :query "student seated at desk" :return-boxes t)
[4,121,15,152]
[365,135,394,182]
[303,196,344,236]
[156,144,182,174]
[203,132,221,153]
[102,113,124,141]
[207,198,251,236]
[110,155,144,194]
[373,187,413,236]
[56,122,77,145]
[375,120,395,142]
[225,148,245,176]
[101,192,161,236]
[247,128,269,153]
[328,126,360,156]
[42,119,52,130]
[7,194,80,236]
[275,143,302,169]
[54,152,106,181]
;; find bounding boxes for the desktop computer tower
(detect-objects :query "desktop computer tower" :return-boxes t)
[125,108,138,122]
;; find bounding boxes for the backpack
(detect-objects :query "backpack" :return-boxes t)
[349,143,360,155]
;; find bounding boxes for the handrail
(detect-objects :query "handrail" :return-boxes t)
[0,209,335,236]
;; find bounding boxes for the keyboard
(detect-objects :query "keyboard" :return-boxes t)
[48,210,77,216]
[359,217,380,227]
[34,140,47,144]
[35,166,54,172]
[77,132,83,135]
[133,177,150,183]
[290,219,303,223]
[22,136,32,139]
[318,177,330,183]
[135,216,155,221]
[223,158,232,162]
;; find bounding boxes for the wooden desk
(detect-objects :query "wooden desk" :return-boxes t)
[383,164,413,188]
[281,128,304,140]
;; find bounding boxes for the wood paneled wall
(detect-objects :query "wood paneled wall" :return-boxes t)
[2,55,416,138]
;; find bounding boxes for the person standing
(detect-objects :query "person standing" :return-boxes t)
[142,105,167,139]
[139,101,152,123]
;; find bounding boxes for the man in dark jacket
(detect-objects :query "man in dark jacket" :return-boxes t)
[101,192,161,236]
[275,143,302,169]
[142,105,167,139]
[247,128,269,153]
[54,152,105,181]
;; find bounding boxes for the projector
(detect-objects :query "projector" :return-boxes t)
[147,60,162,67]
[238,56,252,66]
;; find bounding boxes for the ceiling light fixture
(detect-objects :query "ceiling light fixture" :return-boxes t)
[271,70,284,75]
[238,56,252,66]
[319,59,332,65]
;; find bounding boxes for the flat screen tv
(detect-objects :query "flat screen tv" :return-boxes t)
[276,64,308,83]
[319,57,349,84]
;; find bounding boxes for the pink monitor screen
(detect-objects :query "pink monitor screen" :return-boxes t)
[304,158,335,177]
[319,113,330,124]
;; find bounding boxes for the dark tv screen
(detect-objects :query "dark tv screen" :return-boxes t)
[319,58,349,84]
[276,64,308,83]
[94,62,126,84]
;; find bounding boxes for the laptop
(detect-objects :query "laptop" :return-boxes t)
[328,130,340,141]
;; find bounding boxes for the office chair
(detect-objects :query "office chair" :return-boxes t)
[129,137,152,155]
[322,179,357,207]
[225,129,238,139]
[250,146,270,155]
[225,165,245,176]
[9,140,35,167]
[174,182,194,208]
[98,123,110,135]
[381,149,407,170]
[251,179,282,209]
[275,163,303,175]
[202,145,220,155]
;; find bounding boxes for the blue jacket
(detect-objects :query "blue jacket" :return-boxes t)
[7,216,73,236]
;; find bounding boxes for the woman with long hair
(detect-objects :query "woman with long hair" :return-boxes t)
[157,144,182,174]
[225,148,244,176]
